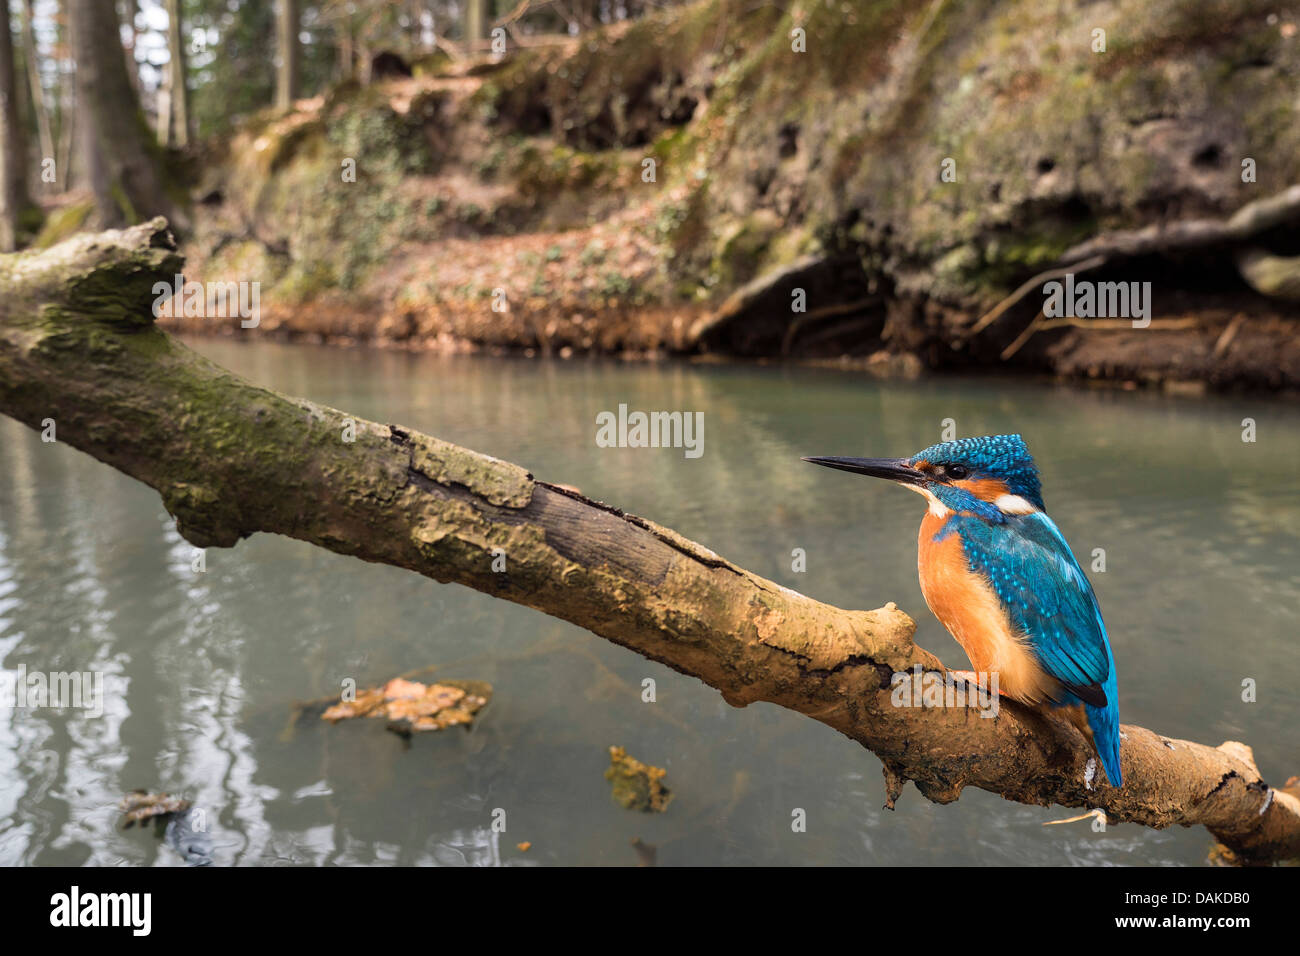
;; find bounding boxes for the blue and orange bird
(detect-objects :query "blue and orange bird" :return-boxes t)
[803,434,1122,787]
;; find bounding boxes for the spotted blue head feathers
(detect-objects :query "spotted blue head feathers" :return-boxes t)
[907,434,1045,512]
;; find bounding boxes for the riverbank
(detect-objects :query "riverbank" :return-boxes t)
[119,0,1296,393]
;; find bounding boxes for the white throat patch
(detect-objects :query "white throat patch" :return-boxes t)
[994,494,1038,515]
[905,484,951,517]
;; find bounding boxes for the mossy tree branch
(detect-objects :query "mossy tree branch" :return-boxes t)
[2,220,1297,864]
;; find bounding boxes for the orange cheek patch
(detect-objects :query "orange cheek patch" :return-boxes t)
[951,477,1012,503]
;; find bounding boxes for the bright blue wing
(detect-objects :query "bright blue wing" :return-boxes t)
[952,511,1111,704]
[945,510,1123,786]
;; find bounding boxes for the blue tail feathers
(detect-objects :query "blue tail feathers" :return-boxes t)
[1085,669,1122,787]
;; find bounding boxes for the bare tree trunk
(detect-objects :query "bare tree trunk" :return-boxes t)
[2,219,1298,866]
[55,81,73,192]
[0,6,32,250]
[155,81,172,145]
[19,0,54,193]
[67,0,177,228]
[163,0,189,147]
[119,0,141,96]
[464,0,487,51]
[276,0,300,110]
[358,39,372,85]
[337,19,354,80]
[53,0,74,191]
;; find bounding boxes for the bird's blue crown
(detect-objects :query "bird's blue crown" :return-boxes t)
[908,434,1045,510]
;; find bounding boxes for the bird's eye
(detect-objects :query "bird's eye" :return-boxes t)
[947,465,969,480]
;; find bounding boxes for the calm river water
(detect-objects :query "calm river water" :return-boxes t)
[1,339,1296,865]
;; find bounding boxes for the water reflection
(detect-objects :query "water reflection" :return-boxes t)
[0,341,1296,865]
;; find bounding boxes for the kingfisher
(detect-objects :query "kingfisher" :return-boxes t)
[803,434,1123,787]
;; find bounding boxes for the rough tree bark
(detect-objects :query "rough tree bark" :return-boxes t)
[1,220,1297,865]
[0,7,33,251]
[67,0,178,229]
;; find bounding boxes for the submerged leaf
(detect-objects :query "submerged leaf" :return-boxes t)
[119,791,192,828]
[320,674,492,736]
[322,687,387,720]
[382,678,428,700]
[605,746,673,812]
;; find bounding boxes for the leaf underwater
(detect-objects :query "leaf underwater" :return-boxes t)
[119,791,192,828]
[321,677,492,735]
[605,746,673,813]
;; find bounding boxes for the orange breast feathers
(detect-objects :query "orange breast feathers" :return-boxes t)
[916,514,1059,704]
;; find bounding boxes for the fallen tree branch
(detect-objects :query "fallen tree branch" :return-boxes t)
[969,184,1300,346]
[2,220,1298,864]
[686,253,826,347]
[963,256,1106,345]
[1061,184,1300,265]
[998,312,1208,361]
[780,296,881,355]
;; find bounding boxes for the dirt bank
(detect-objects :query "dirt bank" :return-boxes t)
[138,0,1300,392]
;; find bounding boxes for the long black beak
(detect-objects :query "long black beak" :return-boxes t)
[801,456,927,486]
